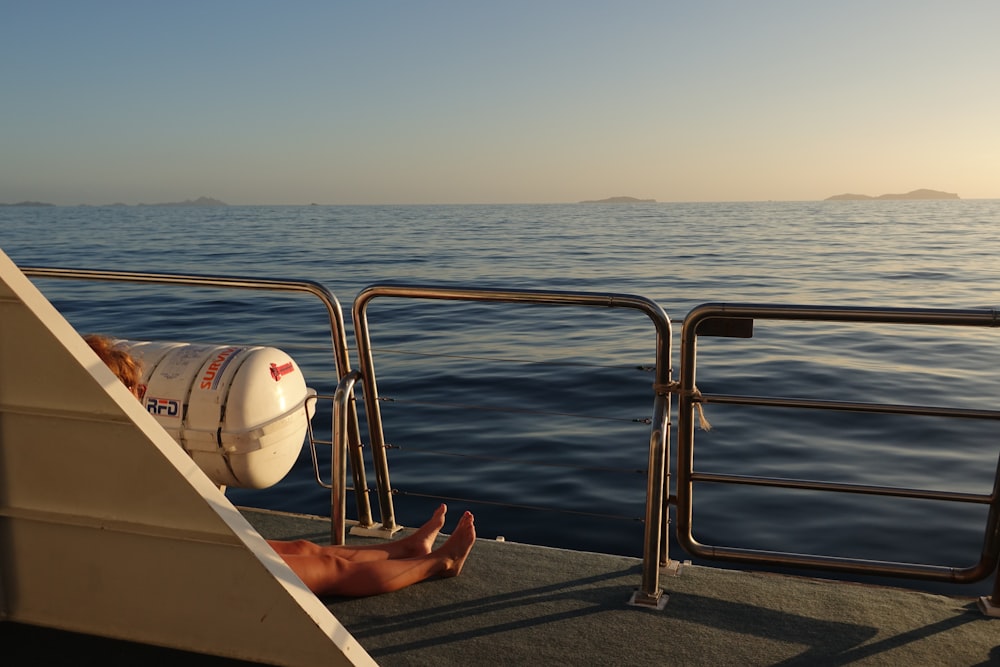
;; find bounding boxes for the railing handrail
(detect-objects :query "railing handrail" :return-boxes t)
[676,302,1000,584]
[24,265,1000,602]
[352,283,673,607]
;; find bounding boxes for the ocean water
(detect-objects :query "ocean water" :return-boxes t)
[3,200,1000,594]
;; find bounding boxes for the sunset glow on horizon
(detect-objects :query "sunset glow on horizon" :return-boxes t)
[2,1,998,206]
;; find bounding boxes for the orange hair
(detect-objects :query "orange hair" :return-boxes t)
[85,334,143,397]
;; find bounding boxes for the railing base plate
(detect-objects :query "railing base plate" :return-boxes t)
[628,589,669,610]
[349,523,403,539]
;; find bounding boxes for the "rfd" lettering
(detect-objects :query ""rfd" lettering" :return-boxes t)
[146,397,180,417]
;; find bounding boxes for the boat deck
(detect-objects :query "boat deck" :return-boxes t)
[248,508,1000,666]
[3,506,998,665]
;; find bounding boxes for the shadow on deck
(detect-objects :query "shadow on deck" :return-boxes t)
[246,508,1000,666]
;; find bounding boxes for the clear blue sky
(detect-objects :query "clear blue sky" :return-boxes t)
[2,1,998,205]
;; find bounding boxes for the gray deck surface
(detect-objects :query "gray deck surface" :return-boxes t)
[245,508,1000,666]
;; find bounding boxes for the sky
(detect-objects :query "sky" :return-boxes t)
[2,1,999,205]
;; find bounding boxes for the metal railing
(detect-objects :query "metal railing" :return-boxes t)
[20,266,376,539]
[23,264,1000,610]
[352,283,674,607]
[676,303,1000,587]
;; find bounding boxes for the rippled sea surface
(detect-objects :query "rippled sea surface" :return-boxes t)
[3,200,999,594]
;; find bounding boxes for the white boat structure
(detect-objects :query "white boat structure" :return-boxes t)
[2,247,1000,665]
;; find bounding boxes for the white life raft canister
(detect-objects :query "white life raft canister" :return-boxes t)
[118,340,316,489]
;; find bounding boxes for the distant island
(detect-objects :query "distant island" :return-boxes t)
[138,196,227,207]
[580,196,656,204]
[1,196,228,207]
[826,189,959,201]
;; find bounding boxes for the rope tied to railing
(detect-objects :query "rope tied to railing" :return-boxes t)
[655,381,712,431]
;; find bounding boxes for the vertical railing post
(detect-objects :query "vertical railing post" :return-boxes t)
[330,370,363,545]
[352,291,401,536]
[629,389,671,608]
[977,452,1000,616]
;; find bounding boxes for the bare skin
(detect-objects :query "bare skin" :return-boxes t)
[267,503,448,562]
[275,506,476,597]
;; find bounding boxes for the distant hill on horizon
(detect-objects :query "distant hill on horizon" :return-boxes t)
[826,188,959,201]
[1,196,229,207]
[138,196,228,207]
[580,196,656,203]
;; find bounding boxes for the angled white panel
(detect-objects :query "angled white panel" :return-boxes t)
[0,249,374,666]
